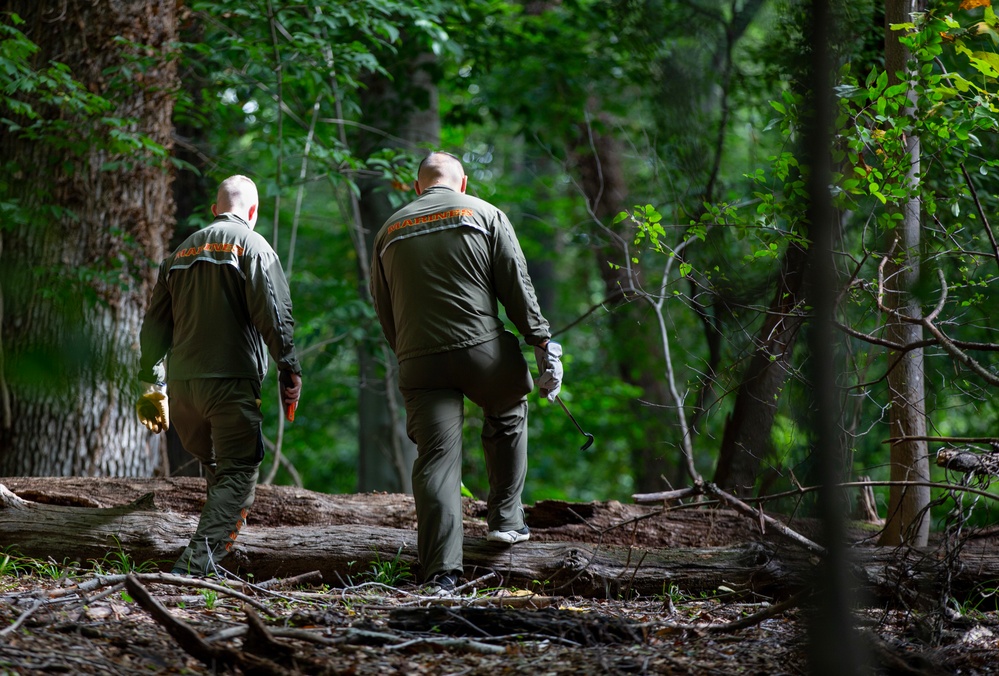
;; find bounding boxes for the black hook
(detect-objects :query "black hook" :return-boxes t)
[555,395,594,451]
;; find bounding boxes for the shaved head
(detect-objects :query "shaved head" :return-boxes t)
[214,175,259,228]
[415,152,466,194]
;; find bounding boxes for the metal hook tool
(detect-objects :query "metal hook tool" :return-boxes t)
[555,395,594,451]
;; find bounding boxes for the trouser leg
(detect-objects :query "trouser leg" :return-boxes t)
[169,378,263,575]
[399,333,533,581]
[482,399,528,532]
[401,383,465,581]
[462,332,533,533]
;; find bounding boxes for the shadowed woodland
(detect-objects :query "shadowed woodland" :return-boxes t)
[3,0,999,673]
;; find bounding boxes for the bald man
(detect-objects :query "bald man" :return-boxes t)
[138,174,302,576]
[370,152,562,594]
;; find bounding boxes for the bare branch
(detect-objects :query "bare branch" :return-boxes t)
[960,163,999,266]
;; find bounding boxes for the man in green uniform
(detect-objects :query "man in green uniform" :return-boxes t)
[136,174,302,576]
[370,151,563,593]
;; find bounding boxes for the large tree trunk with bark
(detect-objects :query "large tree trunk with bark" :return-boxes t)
[879,0,929,547]
[0,1,177,477]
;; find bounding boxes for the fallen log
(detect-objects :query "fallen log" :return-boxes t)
[0,482,782,596]
[0,476,421,530]
[0,476,815,548]
[3,481,999,604]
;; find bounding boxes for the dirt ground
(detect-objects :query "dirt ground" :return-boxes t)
[2,478,998,674]
[2,568,996,675]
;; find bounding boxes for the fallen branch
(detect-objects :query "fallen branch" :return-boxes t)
[51,572,274,614]
[633,482,824,555]
[704,590,807,634]
[124,574,294,675]
[936,447,999,477]
[386,636,507,655]
[253,569,323,590]
[703,484,824,555]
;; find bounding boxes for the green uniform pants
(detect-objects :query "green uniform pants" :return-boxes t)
[168,378,264,576]
[399,331,534,581]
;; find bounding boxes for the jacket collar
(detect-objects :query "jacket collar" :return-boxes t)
[214,212,251,229]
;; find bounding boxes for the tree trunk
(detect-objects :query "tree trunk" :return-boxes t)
[0,1,178,477]
[714,242,809,495]
[879,0,929,547]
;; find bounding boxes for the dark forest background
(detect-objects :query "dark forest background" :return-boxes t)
[3,0,999,549]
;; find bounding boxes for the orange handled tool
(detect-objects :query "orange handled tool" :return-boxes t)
[286,401,297,422]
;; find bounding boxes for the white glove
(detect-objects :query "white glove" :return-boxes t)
[534,341,563,403]
[136,382,169,433]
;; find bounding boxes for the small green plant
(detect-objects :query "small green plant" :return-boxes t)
[200,588,218,610]
[32,557,76,580]
[954,583,998,617]
[94,538,160,574]
[0,549,81,581]
[664,582,686,606]
[530,578,551,594]
[0,550,27,577]
[365,548,413,586]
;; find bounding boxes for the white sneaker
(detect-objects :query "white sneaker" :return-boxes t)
[486,526,530,544]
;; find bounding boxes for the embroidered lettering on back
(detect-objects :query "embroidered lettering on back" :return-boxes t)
[176,242,245,258]
[386,208,474,235]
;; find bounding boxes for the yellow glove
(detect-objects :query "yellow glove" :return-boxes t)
[136,382,170,433]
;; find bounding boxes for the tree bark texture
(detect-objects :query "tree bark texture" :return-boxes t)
[714,242,809,495]
[2,478,995,603]
[0,1,178,476]
[880,0,929,547]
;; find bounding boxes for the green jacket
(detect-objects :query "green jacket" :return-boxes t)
[370,186,550,361]
[139,213,300,383]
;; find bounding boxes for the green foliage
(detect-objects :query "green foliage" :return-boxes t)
[7,0,999,524]
[0,549,28,578]
[620,1,999,519]
[363,548,413,586]
[200,588,219,610]
[0,549,80,581]
[0,14,169,164]
[0,545,163,581]
[0,15,111,150]
[91,538,161,575]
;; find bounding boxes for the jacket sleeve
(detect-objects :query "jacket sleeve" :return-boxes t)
[369,237,397,352]
[245,250,301,375]
[490,212,551,346]
[138,265,173,383]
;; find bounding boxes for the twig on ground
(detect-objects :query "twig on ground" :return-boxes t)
[125,574,294,676]
[0,598,43,638]
[386,636,507,654]
[705,591,806,633]
[253,569,322,590]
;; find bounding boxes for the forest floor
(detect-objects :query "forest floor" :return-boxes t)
[1,479,998,675]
